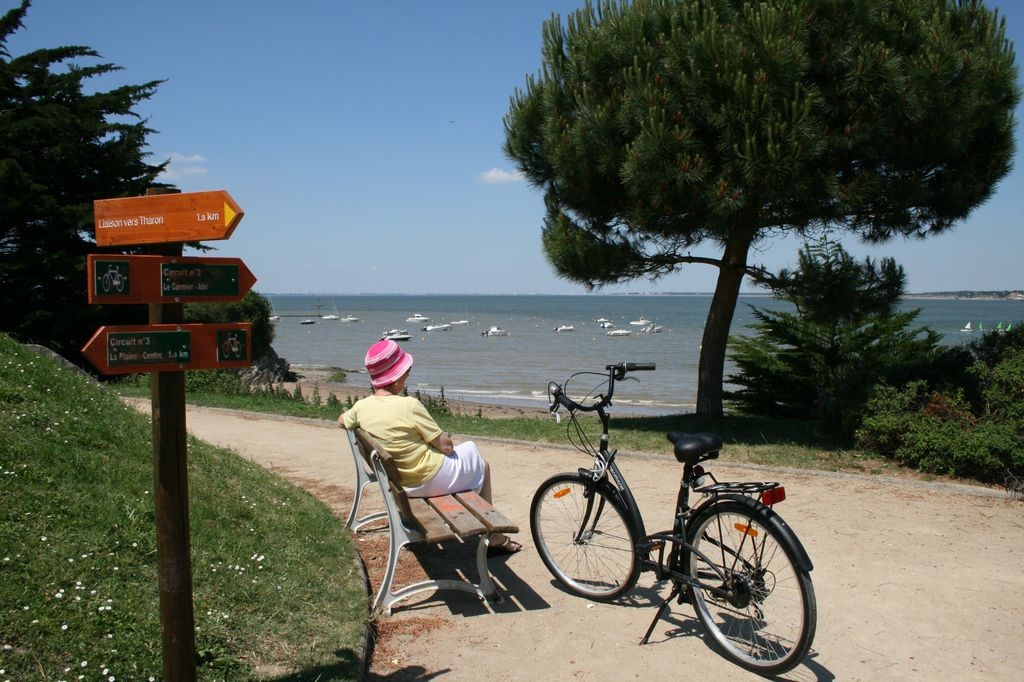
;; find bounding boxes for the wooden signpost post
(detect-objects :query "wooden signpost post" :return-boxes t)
[83,188,252,681]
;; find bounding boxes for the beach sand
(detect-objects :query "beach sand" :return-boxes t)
[286,366,552,420]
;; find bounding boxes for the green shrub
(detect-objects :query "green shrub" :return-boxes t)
[856,374,1024,483]
[184,369,248,395]
[977,352,1024,421]
[727,239,941,441]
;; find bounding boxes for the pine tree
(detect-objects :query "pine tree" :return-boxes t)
[0,1,165,359]
[726,240,940,436]
[504,0,1019,416]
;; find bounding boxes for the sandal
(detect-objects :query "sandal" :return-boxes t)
[487,537,524,557]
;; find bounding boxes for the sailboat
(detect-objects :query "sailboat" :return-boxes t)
[268,296,280,322]
[321,298,340,320]
[960,321,973,332]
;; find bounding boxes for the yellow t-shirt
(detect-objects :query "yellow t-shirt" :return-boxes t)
[341,395,445,487]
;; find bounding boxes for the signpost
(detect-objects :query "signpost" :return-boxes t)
[86,254,257,304]
[81,323,252,374]
[93,190,244,246]
[83,187,252,681]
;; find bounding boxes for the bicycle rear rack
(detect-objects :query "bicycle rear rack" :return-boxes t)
[694,481,780,495]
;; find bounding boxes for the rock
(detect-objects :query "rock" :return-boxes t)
[240,345,296,384]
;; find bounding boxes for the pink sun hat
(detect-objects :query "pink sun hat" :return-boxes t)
[365,339,414,388]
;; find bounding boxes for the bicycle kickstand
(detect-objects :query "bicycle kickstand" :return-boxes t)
[640,583,682,645]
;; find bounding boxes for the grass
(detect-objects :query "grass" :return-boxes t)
[0,335,366,681]
[117,372,898,476]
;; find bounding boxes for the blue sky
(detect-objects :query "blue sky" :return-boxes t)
[6,0,1022,295]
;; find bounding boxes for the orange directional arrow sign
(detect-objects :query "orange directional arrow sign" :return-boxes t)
[87,254,257,304]
[81,323,253,375]
[93,190,244,246]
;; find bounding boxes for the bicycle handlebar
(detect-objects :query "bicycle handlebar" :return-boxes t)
[549,361,656,413]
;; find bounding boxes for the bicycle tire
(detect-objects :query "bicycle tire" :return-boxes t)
[531,473,640,601]
[686,500,816,675]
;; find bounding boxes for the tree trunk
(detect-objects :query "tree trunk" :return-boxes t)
[696,238,751,417]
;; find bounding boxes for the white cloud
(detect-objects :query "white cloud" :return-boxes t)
[157,152,209,181]
[169,152,206,163]
[479,167,524,184]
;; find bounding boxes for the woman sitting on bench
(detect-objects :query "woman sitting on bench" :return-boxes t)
[338,339,523,556]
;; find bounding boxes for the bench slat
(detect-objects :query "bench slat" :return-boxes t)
[455,491,520,534]
[426,495,487,536]
[408,498,456,543]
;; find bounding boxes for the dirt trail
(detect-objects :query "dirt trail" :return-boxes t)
[170,402,1023,681]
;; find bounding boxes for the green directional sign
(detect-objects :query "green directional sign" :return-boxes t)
[107,330,191,368]
[161,263,241,297]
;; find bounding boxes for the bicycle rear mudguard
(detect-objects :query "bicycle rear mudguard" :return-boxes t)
[692,494,814,572]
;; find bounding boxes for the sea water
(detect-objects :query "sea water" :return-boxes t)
[265,294,1023,414]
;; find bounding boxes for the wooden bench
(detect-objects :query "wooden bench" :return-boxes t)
[344,428,519,615]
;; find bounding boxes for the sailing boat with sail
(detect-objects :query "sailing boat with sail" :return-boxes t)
[322,298,340,320]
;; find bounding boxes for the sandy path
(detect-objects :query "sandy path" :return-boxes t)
[167,402,1023,681]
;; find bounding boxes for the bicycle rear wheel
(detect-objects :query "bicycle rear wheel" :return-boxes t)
[531,473,639,601]
[686,500,816,675]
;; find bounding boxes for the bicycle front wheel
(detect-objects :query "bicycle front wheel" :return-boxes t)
[531,473,639,601]
[687,500,816,676]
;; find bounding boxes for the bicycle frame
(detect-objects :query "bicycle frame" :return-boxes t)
[575,428,741,602]
[559,364,799,602]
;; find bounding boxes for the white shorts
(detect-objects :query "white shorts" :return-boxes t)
[404,441,487,498]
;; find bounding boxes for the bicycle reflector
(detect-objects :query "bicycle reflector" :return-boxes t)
[553,488,571,499]
[762,486,786,506]
[734,523,759,537]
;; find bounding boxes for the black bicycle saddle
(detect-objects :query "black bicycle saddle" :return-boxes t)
[666,431,723,463]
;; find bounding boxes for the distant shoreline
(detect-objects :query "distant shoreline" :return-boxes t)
[261,290,1024,300]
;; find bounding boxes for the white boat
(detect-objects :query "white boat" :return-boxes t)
[599,321,614,328]
[629,317,652,326]
[406,313,430,322]
[640,324,664,333]
[423,323,452,332]
[482,326,510,337]
[341,314,359,322]
[554,325,575,332]
[320,299,340,320]
[596,317,611,323]
[606,329,631,337]
[961,321,973,332]
[268,296,280,322]
[381,329,411,341]
[450,320,469,325]
[299,319,316,325]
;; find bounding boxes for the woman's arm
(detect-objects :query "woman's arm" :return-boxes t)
[429,431,455,455]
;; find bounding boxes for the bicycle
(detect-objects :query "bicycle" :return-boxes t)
[531,362,816,676]
[101,264,127,293]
